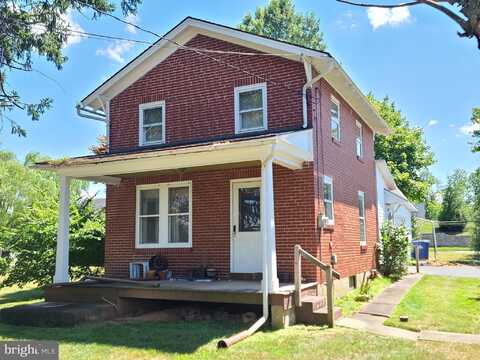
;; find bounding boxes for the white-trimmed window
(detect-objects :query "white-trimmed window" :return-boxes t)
[356,120,363,158]
[234,83,267,133]
[136,181,192,248]
[139,101,165,146]
[323,176,334,224]
[358,191,366,245]
[330,96,341,141]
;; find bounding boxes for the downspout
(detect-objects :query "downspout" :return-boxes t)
[217,147,275,349]
[302,58,335,129]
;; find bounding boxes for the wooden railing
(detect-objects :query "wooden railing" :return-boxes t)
[294,244,341,328]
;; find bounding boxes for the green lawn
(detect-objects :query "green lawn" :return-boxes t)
[0,284,478,359]
[336,276,393,316]
[428,247,480,266]
[385,275,480,334]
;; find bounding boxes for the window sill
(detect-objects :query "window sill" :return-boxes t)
[331,137,341,146]
[235,127,267,135]
[356,155,364,163]
[136,243,192,249]
[140,140,166,147]
[322,224,335,231]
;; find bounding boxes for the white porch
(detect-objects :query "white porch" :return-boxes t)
[35,130,313,293]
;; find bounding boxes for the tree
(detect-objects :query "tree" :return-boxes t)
[336,1,480,50]
[370,95,435,203]
[425,191,442,220]
[238,0,326,50]
[469,107,480,153]
[470,168,480,252]
[0,150,104,287]
[0,0,142,137]
[439,169,469,233]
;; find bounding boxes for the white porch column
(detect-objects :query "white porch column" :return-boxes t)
[53,175,71,283]
[261,157,279,292]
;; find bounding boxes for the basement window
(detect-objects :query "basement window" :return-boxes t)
[136,181,192,248]
[139,101,165,146]
[234,83,267,133]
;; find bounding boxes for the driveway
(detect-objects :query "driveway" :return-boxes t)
[418,265,480,278]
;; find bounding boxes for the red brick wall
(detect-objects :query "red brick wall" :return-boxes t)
[109,34,308,153]
[312,79,378,278]
[105,164,318,281]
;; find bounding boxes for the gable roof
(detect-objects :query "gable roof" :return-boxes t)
[81,16,390,135]
[376,160,417,212]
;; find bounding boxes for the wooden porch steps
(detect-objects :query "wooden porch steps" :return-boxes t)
[295,295,342,326]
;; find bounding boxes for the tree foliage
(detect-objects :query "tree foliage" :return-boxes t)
[0,0,142,136]
[369,95,435,203]
[470,168,480,252]
[238,0,326,51]
[0,150,104,287]
[470,107,480,153]
[378,221,410,280]
[439,169,469,233]
[336,1,480,50]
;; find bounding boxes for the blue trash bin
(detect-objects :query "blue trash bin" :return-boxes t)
[411,240,430,260]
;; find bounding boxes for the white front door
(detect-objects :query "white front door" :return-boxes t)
[231,180,262,273]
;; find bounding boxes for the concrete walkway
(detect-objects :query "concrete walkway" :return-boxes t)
[337,273,480,345]
[419,265,480,278]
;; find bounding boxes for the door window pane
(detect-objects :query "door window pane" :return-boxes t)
[239,187,260,232]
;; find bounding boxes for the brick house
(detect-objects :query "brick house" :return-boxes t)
[38,18,389,302]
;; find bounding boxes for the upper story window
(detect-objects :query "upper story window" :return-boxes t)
[330,96,341,142]
[234,83,267,133]
[136,181,192,248]
[358,191,366,245]
[356,120,363,158]
[139,101,165,146]
[323,176,334,225]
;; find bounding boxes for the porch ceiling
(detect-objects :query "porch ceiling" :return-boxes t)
[34,129,313,184]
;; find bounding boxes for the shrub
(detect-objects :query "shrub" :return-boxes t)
[378,221,410,280]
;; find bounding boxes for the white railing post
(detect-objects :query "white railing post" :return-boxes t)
[54,175,71,283]
[294,245,302,306]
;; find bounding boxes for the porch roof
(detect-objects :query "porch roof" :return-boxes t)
[34,129,313,184]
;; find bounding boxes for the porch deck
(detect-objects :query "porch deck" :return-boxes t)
[45,279,318,308]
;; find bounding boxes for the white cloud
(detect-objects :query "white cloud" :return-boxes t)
[427,119,438,127]
[367,7,411,30]
[125,13,139,34]
[62,10,84,47]
[459,122,480,135]
[96,40,134,64]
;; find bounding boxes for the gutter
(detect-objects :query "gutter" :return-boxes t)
[302,58,335,128]
[76,104,106,122]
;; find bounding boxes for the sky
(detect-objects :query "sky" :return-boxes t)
[2,0,479,192]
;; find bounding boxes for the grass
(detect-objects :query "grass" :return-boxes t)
[385,275,480,334]
[427,247,480,266]
[0,284,478,359]
[336,275,393,316]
